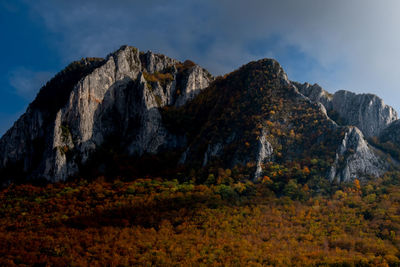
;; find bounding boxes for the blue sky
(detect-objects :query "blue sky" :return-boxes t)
[1,0,400,136]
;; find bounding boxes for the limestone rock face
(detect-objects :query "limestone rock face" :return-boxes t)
[175,64,213,107]
[294,83,394,181]
[0,46,213,182]
[329,127,387,182]
[173,58,391,182]
[254,129,274,180]
[0,58,105,182]
[295,83,398,137]
[294,82,333,109]
[0,48,395,184]
[0,107,44,170]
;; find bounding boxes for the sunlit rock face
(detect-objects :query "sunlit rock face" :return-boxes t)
[295,82,398,138]
[0,46,213,182]
[254,129,274,180]
[0,46,396,184]
[328,127,388,182]
[176,59,392,182]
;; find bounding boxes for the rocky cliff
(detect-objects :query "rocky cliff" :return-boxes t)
[295,82,398,138]
[0,46,213,182]
[0,46,395,184]
[163,59,391,182]
[328,127,388,182]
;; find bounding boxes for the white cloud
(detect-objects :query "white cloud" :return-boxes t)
[23,0,400,112]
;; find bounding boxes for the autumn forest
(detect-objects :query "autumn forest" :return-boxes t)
[2,172,400,266]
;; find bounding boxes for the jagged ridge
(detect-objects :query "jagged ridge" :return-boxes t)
[166,59,391,183]
[0,46,397,184]
[294,82,398,137]
[0,46,213,182]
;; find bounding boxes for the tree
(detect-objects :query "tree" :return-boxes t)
[354,179,361,191]
[205,174,216,185]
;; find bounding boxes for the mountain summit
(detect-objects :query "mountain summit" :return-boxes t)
[0,45,398,185]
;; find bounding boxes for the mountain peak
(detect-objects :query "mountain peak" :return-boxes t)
[0,45,213,183]
[237,58,289,82]
[297,83,398,137]
[0,45,398,185]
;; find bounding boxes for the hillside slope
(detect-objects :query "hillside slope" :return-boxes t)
[166,59,390,183]
[0,45,396,184]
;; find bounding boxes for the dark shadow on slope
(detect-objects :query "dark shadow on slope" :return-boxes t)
[30,58,104,119]
[63,191,224,229]
[0,58,105,185]
[77,143,186,182]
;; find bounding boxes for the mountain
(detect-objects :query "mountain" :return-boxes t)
[0,46,212,183]
[165,59,391,183]
[294,82,398,138]
[367,119,400,162]
[0,45,398,185]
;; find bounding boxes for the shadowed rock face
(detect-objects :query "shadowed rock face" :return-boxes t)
[0,46,213,182]
[380,120,400,146]
[295,82,398,138]
[164,59,391,182]
[0,46,395,184]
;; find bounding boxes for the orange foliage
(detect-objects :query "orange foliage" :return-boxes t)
[354,178,361,191]
[1,177,400,266]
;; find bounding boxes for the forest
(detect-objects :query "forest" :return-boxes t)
[1,50,399,267]
[2,172,400,266]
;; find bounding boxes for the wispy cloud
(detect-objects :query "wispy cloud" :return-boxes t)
[8,68,53,100]
[18,0,400,112]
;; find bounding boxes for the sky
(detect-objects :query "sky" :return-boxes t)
[1,0,400,136]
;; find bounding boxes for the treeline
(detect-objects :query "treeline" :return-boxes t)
[2,173,400,266]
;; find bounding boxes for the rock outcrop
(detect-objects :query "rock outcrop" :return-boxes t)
[0,45,213,182]
[0,47,395,184]
[295,82,398,138]
[294,82,333,109]
[329,127,387,182]
[254,129,274,179]
[168,59,391,182]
